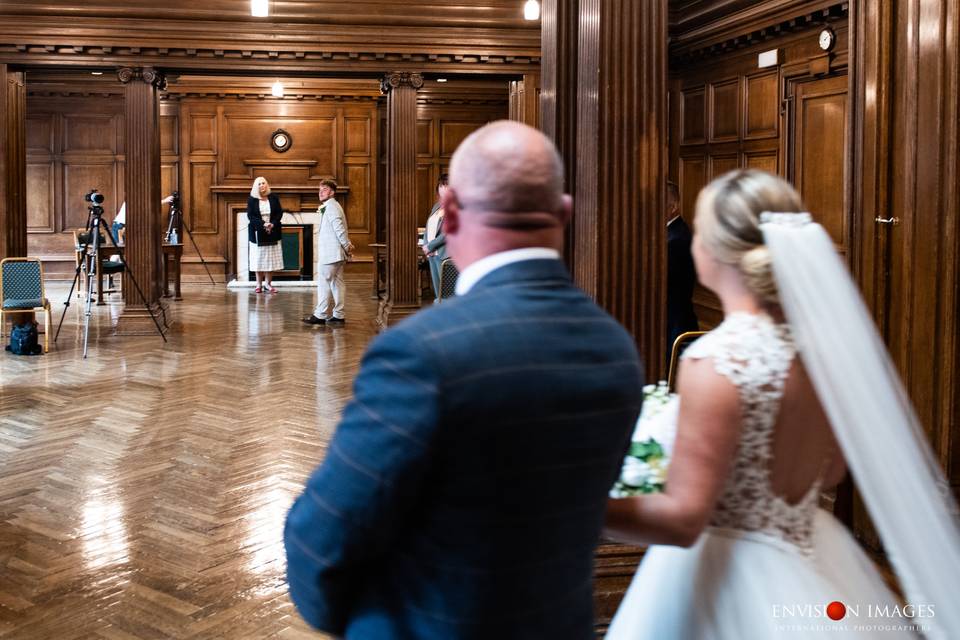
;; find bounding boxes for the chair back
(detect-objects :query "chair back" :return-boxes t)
[75,229,106,248]
[667,330,707,391]
[438,258,459,301]
[0,258,45,310]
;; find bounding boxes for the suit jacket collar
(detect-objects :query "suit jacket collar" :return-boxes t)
[468,256,571,294]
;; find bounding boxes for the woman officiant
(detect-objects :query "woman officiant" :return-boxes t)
[247,176,284,293]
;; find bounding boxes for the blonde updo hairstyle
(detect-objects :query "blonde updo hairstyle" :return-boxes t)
[694,169,806,307]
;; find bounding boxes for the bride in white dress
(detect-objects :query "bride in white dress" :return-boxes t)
[604,170,960,639]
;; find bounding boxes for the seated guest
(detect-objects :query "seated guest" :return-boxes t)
[111,194,174,245]
[284,121,644,639]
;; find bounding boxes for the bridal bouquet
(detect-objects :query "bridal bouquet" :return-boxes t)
[610,382,679,497]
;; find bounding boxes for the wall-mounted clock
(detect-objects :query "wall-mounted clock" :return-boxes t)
[818,27,836,52]
[271,128,292,153]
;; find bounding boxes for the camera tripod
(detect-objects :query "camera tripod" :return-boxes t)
[55,197,167,358]
[165,193,216,285]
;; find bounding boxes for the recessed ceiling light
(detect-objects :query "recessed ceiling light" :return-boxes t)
[437,78,448,83]
[271,81,284,98]
[91,71,103,76]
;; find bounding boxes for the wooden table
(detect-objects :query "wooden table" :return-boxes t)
[162,243,183,300]
[76,242,183,304]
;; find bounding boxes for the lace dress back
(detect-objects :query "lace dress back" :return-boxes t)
[681,312,821,553]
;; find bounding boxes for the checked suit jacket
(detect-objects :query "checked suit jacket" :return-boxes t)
[285,258,644,640]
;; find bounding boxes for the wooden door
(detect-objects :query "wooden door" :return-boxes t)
[789,74,851,258]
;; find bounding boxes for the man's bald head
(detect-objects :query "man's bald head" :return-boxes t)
[448,120,565,227]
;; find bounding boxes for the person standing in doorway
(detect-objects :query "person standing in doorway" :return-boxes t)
[303,179,353,326]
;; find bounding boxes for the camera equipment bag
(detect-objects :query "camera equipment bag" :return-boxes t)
[5,320,42,356]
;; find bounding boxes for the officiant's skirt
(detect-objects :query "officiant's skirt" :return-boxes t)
[250,241,283,272]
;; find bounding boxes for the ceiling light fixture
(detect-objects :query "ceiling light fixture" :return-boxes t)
[251,0,269,17]
[91,71,104,76]
[523,0,540,21]
[437,78,448,83]
[271,81,284,98]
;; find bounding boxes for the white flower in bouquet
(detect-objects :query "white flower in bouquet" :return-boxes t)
[621,457,653,487]
[610,381,679,497]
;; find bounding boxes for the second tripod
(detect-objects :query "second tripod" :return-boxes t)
[165,192,216,286]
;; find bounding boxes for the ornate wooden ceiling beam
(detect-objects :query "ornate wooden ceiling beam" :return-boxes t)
[670,0,847,59]
[670,1,847,63]
[0,15,539,74]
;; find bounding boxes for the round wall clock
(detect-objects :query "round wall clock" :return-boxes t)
[818,27,836,52]
[271,129,292,153]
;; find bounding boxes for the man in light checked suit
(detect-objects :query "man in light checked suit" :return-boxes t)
[285,121,645,639]
[303,178,354,326]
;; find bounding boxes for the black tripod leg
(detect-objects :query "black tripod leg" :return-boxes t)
[53,259,87,342]
[111,249,168,343]
[181,218,216,285]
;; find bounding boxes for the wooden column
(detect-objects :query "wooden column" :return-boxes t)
[116,66,167,335]
[379,71,423,328]
[541,0,580,263]
[574,0,669,378]
[508,73,541,129]
[0,64,27,260]
[542,2,667,633]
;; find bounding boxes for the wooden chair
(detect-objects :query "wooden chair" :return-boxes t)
[0,258,52,353]
[438,258,459,302]
[667,330,707,391]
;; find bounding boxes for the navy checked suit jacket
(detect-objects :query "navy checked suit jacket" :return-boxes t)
[284,258,644,639]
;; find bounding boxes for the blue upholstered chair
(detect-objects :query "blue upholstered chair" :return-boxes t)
[0,258,52,353]
[438,258,459,302]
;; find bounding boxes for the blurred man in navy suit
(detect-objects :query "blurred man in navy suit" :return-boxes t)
[285,120,644,639]
[666,182,699,356]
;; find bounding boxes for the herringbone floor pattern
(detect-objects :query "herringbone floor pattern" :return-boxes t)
[0,281,381,639]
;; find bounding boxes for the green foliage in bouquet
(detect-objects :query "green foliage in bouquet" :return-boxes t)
[610,381,675,498]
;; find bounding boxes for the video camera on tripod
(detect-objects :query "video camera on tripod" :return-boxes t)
[164,190,216,285]
[84,189,106,223]
[55,187,167,357]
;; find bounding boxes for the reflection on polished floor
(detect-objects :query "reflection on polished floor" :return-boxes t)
[0,282,381,639]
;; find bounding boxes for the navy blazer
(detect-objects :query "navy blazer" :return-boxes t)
[285,258,644,640]
[667,216,699,351]
[247,194,283,245]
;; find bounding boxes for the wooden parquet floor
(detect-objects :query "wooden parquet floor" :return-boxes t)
[0,281,382,639]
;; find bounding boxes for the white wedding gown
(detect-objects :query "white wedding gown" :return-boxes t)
[606,313,919,639]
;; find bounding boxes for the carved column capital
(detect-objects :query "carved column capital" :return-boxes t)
[380,72,424,94]
[117,66,167,90]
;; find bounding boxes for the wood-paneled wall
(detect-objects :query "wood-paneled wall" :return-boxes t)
[26,94,125,272]
[170,95,380,280]
[25,76,379,280]
[670,17,849,327]
[374,83,508,238]
[26,75,509,281]
[851,0,960,503]
[415,101,509,225]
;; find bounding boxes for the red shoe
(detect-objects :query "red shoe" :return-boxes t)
[254,286,263,293]
[267,286,278,294]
